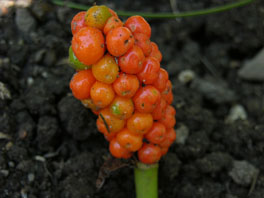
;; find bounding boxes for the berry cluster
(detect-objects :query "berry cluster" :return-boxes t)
[69,5,176,164]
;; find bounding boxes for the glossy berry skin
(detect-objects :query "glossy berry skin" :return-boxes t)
[159,105,176,128]
[117,128,143,152]
[68,46,91,70]
[118,45,145,74]
[153,68,169,92]
[70,70,95,100]
[137,57,160,84]
[134,33,152,57]
[127,112,153,135]
[159,111,176,129]
[71,11,86,35]
[85,5,112,30]
[106,27,134,57]
[152,98,166,120]
[159,128,176,147]
[113,73,140,98]
[96,108,125,136]
[145,122,166,144]
[109,138,132,159]
[72,27,105,66]
[149,42,162,62]
[92,54,119,84]
[124,15,151,38]
[161,80,173,104]
[138,143,162,164]
[133,85,161,113]
[90,81,115,108]
[110,96,134,120]
[103,16,123,35]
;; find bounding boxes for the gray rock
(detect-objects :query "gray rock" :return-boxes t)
[191,77,237,104]
[15,8,37,33]
[238,48,264,81]
[175,124,189,145]
[225,104,247,123]
[178,69,196,84]
[229,160,259,186]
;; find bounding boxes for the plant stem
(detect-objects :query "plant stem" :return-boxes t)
[51,0,255,19]
[134,162,158,198]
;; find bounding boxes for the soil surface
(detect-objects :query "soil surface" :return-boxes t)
[0,0,264,198]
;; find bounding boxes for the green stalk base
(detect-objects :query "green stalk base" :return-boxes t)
[134,162,159,198]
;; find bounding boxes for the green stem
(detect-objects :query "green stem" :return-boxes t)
[134,162,158,198]
[51,0,255,19]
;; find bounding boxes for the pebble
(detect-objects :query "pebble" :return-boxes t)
[178,69,196,84]
[225,104,247,123]
[238,48,264,81]
[175,124,189,145]
[0,82,11,100]
[229,160,259,186]
[28,173,35,182]
[0,170,9,177]
[191,77,237,104]
[15,8,37,33]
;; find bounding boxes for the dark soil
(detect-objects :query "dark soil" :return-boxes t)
[1,0,264,198]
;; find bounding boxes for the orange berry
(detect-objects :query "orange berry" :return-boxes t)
[118,45,145,74]
[161,80,173,104]
[92,54,119,84]
[160,146,169,156]
[145,122,166,144]
[153,68,169,92]
[152,98,166,120]
[110,96,134,120]
[96,108,125,136]
[71,11,87,35]
[138,143,161,164]
[69,70,95,100]
[109,138,132,159]
[113,73,140,98]
[85,5,112,30]
[159,105,176,129]
[149,42,162,62]
[137,57,160,84]
[133,86,161,113]
[103,16,123,35]
[117,128,143,152]
[90,81,115,108]
[106,27,134,57]
[72,27,105,65]
[134,33,152,56]
[160,114,176,129]
[159,128,176,147]
[124,15,151,38]
[127,112,153,135]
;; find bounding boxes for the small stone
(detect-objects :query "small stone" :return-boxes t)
[238,48,264,81]
[225,104,247,123]
[191,77,237,104]
[15,8,37,33]
[8,161,15,168]
[178,69,196,84]
[0,82,11,100]
[175,124,189,145]
[229,160,259,186]
[0,170,9,177]
[28,173,35,182]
